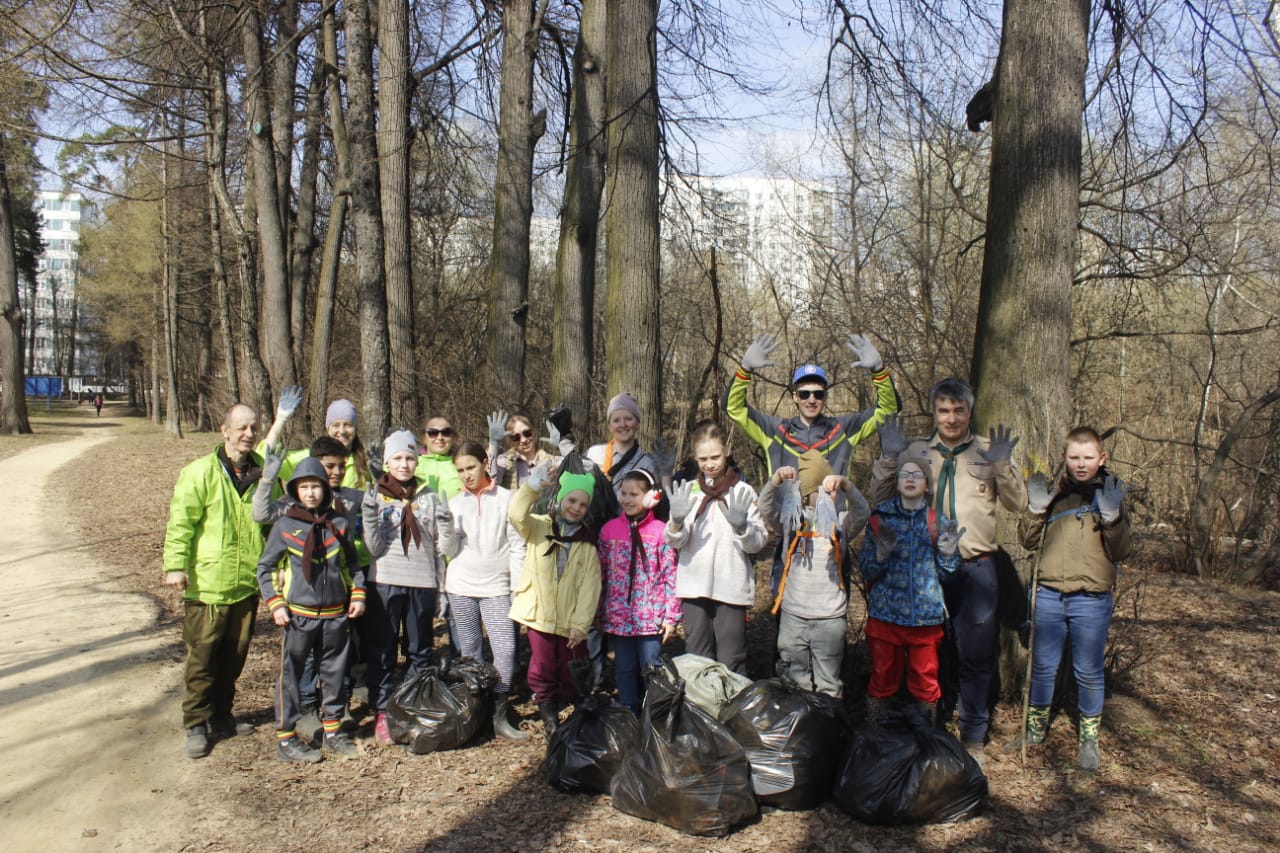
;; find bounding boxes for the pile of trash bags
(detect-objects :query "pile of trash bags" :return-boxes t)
[386,657,498,754]
[543,653,987,834]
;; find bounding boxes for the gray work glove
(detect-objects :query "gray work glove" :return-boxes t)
[650,440,676,486]
[740,333,779,373]
[668,481,697,526]
[526,460,554,493]
[845,332,884,372]
[487,410,510,446]
[720,489,752,534]
[873,524,897,563]
[937,516,966,557]
[366,443,383,485]
[1097,475,1127,525]
[1026,472,1056,515]
[878,414,908,460]
[275,385,304,421]
[777,477,804,535]
[978,424,1019,466]
[261,447,285,484]
[434,500,455,537]
[542,421,575,456]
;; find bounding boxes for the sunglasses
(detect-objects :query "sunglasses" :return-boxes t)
[795,389,827,401]
[425,427,454,438]
[510,429,535,440]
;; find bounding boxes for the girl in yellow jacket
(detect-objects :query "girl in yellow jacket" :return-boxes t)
[508,463,602,735]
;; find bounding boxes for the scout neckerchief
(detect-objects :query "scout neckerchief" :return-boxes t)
[694,467,740,519]
[283,502,344,583]
[932,432,974,519]
[377,472,423,555]
[602,440,639,479]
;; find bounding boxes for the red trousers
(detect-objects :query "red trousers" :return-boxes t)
[526,628,587,706]
[865,618,944,702]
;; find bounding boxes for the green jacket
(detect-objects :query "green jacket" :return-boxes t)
[415,453,463,499]
[163,447,269,606]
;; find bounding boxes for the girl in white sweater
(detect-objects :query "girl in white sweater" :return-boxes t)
[442,440,529,742]
[665,421,767,674]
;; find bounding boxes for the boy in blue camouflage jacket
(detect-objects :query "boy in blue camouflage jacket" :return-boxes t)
[859,456,962,727]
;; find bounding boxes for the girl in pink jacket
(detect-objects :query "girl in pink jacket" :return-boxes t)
[597,470,681,713]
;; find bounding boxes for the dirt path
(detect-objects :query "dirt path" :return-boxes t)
[0,428,228,851]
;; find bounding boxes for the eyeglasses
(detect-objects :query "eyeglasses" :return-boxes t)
[510,429,535,440]
[795,389,827,401]
[425,427,454,438]
[898,470,927,480]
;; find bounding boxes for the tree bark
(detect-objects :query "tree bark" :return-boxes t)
[604,0,662,443]
[550,0,606,424]
[344,0,391,443]
[241,0,295,396]
[0,155,32,434]
[290,62,324,414]
[487,0,543,407]
[379,0,417,428]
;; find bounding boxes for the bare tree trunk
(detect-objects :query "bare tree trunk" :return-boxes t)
[488,0,545,407]
[344,0,391,442]
[550,0,606,423]
[242,0,295,395]
[160,120,183,437]
[379,0,417,427]
[290,63,324,415]
[604,0,662,442]
[309,7,350,428]
[270,0,299,236]
[208,161,239,405]
[0,155,31,434]
[969,0,1089,700]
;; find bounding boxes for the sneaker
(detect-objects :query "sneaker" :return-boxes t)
[276,736,323,763]
[374,712,393,744]
[185,725,210,759]
[324,731,358,756]
[964,741,987,771]
[210,715,256,738]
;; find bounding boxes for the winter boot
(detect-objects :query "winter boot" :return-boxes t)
[538,701,560,738]
[493,694,530,743]
[1004,704,1050,753]
[1078,713,1102,771]
[185,725,210,759]
[865,696,885,730]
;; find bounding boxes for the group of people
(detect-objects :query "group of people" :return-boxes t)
[163,331,1130,772]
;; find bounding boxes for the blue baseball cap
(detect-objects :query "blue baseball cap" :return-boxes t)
[791,364,830,388]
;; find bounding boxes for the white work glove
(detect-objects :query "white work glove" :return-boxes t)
[668,481,697,526]
[275,385,304,421]
[487,410,509,445]
[542,421,575,456]
[527,460,555,492]
[1026,473,1055,515]
[720,489,752,534]
[845,333,883,372]
[740,333,780,373]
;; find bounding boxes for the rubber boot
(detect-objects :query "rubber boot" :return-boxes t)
[865,696,884,730]
[1078,713,1101,771]
[493,694,530,743]
[1004,704,1050,753]
[538,701,560,738]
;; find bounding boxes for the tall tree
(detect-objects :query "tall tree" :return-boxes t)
[604,0,662,441]
[550,0,606,424]
[487,0,546,407]
[0,155,30,433]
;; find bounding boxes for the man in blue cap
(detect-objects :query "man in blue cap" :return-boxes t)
[725,332,899,480]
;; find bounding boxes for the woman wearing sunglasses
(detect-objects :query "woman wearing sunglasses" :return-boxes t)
[415,415,464,499]
[486,411,555,490]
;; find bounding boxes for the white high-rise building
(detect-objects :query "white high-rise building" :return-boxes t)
[26,190,90,380]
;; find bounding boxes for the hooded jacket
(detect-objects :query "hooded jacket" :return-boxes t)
[597,509,681,636]
[1019,468,1132,593]
[507,483,601,637]
[859,497,960,627]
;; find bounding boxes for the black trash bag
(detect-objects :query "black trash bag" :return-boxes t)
[832,714,987,825]
[610,658,757,836]
[386,657,499,754]
[544,693,640,794]
[719,678,848,810]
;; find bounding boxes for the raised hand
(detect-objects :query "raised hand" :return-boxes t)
[275,385,304,421]
[366,443,383,485]
[777,477,803,534]
[526,460,555,492]
[878,414,908,459]
[650,440,676,483]
[720,489,752,534]
[937,517,965,556]
[542,420,575,456]
[668,481,697,526]
[845,333,884,372]
[1026,472,1055,515]
[978,424,1019,466]
[1097,475,1128,524]
[741,333,780,373]
[872,524,898,563]
[262,447,285,484]
[487,410,509,446]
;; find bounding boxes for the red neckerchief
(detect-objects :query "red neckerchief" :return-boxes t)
[377,473,423,555]
[695,467,740,519]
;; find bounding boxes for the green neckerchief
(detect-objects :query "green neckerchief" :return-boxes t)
[932,432,974,519]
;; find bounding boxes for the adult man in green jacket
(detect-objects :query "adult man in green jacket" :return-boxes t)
[163,403,268,759]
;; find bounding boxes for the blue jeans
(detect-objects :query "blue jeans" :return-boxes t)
[1030,587,1112,716]
[609,634,663,713]
[941,554,998,744]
